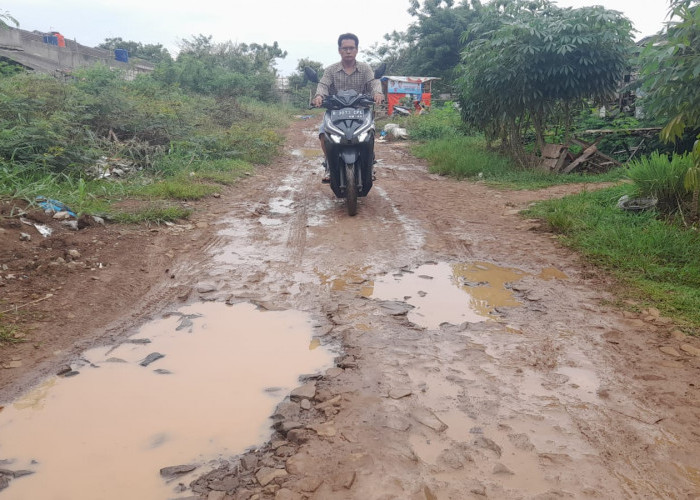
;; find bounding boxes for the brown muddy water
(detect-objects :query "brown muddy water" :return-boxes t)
[371,261,528,329]
[0,302,334,500]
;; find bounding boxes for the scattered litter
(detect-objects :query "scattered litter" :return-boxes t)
[382,123,408,139]
[617,195,657,212]
[18,218,52,238]
[61,220,79,231]
[36,197,76,217]
[34,225,52,237]
[19,232,31,241]
[86,156,142,180]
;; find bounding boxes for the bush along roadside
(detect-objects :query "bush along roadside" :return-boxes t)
[0,66,290,224]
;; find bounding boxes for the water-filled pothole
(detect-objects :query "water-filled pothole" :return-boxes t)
[371,261,528,329]
[0,302,333,499]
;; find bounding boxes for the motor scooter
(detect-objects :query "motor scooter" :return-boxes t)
[305,64,386,216]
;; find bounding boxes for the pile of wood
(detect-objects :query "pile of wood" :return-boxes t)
[538,127,661,174]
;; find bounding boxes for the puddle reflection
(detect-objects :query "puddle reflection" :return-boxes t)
[0,302,333,500]
[372,262,527,329]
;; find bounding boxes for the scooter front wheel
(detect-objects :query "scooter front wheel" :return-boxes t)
[345,163,358,216]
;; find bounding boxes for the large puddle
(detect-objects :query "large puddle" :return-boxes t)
[0,302,334,499]
[371,261,529,329]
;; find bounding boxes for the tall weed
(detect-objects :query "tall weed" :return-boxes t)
[626,152,692,213]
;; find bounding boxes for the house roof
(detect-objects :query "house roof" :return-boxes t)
[382,76,441,83]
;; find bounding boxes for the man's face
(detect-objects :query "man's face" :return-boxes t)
[338,39,357,63]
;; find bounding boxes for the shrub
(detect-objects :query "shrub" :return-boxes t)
[627,152,693,213]
[405,103,463,141]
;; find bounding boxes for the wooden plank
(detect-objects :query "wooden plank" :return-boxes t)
[554,148,569,172]
[580,127,662,135]
[562,145,597,174]
[542,143,567,159]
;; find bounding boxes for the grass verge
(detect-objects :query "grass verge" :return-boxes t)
[412,135,626,189]
[525,184,700,332]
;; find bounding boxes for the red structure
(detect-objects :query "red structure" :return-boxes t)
[381,76,440,115]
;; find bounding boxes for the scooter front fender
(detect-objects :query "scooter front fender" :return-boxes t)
[340,149,359,166]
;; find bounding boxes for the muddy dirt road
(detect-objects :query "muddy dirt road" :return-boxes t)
[2,117,700,499]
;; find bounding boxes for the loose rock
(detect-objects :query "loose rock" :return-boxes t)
[680,344,700,357]
[290,383,316,401]
[160,464,197,477]
[255,467,287,487]
[659,346,682,357]
[140,352,165,367]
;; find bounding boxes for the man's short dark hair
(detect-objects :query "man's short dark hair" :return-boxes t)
[338,33,359,48]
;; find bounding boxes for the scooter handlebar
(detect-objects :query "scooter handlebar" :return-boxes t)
[311,94,375,109]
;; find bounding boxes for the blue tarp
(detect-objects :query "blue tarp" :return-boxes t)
[36,197,76,217]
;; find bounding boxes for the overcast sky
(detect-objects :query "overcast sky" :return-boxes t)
[6,0,671,75]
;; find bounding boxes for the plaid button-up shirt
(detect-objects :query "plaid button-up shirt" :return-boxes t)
[315,61,382,98]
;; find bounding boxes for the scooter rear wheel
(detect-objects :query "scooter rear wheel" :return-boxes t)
[345,163,358,216]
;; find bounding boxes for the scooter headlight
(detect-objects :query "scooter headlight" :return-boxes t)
[358,131,369,142]
[330,133,342,144]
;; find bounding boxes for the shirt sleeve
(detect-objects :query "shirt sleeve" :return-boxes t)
[370,77,382,96]
[315,67,333,98]
[360,62,382,96]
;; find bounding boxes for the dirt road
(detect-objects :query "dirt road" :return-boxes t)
[2,117,699,499]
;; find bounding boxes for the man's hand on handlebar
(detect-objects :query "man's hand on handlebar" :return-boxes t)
[311,95,323,107]
[374,93,384,106]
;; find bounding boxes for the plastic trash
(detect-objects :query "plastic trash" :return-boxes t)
[616,195,657,212]
[20,216,52,237]
[36,197,76,218]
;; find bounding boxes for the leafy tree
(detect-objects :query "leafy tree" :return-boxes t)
[457,0,634,164]
[369,0,480,92]
[638,0,700,216]
[98,37,172,64]
[287,58,324,108]
[154,35,287,101]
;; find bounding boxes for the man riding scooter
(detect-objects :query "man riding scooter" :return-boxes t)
[312,33,384,183]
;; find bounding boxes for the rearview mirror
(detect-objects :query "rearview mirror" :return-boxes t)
[374,63,387,80]
[304,66,319,84]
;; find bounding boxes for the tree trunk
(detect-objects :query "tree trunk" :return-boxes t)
[532,110,545,156]
[563,101,572,144]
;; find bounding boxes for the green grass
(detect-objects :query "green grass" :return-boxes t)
[412,135,626,189]
[526,184,700,331]
[0,155,253,223]
[108,206,192,224]
[134,180,220,200]
[0,323,27,345]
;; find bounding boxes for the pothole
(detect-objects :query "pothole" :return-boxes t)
[371,261,528,329]
[0,301,334,499]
